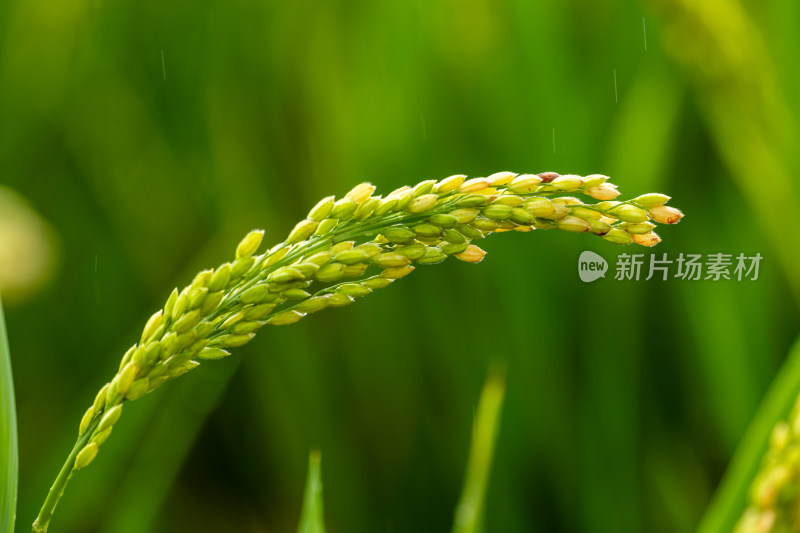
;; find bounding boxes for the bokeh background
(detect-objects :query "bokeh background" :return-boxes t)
[2,0,800,531]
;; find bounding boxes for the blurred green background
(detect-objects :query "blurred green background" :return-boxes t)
[2,0,799,531]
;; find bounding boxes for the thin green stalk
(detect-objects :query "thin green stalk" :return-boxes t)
[32,418,100,533]
[697,334,800,533]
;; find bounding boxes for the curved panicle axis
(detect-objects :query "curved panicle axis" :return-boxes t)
[32,171,683,532]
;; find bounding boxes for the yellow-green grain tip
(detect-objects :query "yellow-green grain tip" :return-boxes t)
[551,174,583,190]
[74,443,99,470]
[231,256,256,279]
[429,214,458,228]
[454,245,487,263]
[585,184,620,200]
[345,182,376,204]
[620,222,656,235]
[413,223,441,238]
[334,248,370,265]
[556,216,590,233]
[602,228,635,245]
[410,179,435,197]
[609,204,649,223]
[343,263,368,277]
[327,293,354,307]
[287,219,319,244]
[131,345,148,367]
[98,404,123,432]
[169,360,200,378]
[91,428,113,447]
[164,288,179,318]
[314,218,339,236]
[483,204,513,221]
[208,264,232,292]
[232,321,264,334]
[363,277,393,290]
[79,407,95,436]
[125,379,149,401]
[267,310,306,326]
[416,248,447,265]
[648,205,684,224]
[380,265,415,279]
[330,198,358,220]
[633,193,670,207]
[244,303,277,320]
[141,310,164,343]
[117,363,139,396]
[217,333,255,347]
[308,195,336,221]
[92,383,110,414]
[200,291,224,315]
[316,263,345,282]
[460,178,491,193]
[373,252,411,268]
[337,283,372,298]
[355,196,380,218]
[436,174,466,193]
[508,174,542,193]
[239,284,271,304]
[395,243,426,261]
[293,296,330,314]
[486,171,516,186]
[172,309,200,333]
[406,194,438,213]
[374,197,399,216]
[523,197,555,217]
[197,347,231,360]
[268,266,305,283]
[236,229,265,259]
[632,232,661,247]
[383,227,415,244]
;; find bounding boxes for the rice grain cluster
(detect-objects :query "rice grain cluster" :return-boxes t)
[33,170,683,532]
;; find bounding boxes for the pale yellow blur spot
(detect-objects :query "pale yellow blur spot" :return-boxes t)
[0,187,57,303]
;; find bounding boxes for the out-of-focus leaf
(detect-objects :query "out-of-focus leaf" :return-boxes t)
[698,334,800,533]
[0,296,19,533]
[452,368,505,533]
[297,450,325,533]
[653,0,800,304]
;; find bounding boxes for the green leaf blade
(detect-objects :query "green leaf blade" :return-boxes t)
[297,450,325,533]
[698,334,800,533]
[452,367,506,533]
[0,296,19,533]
